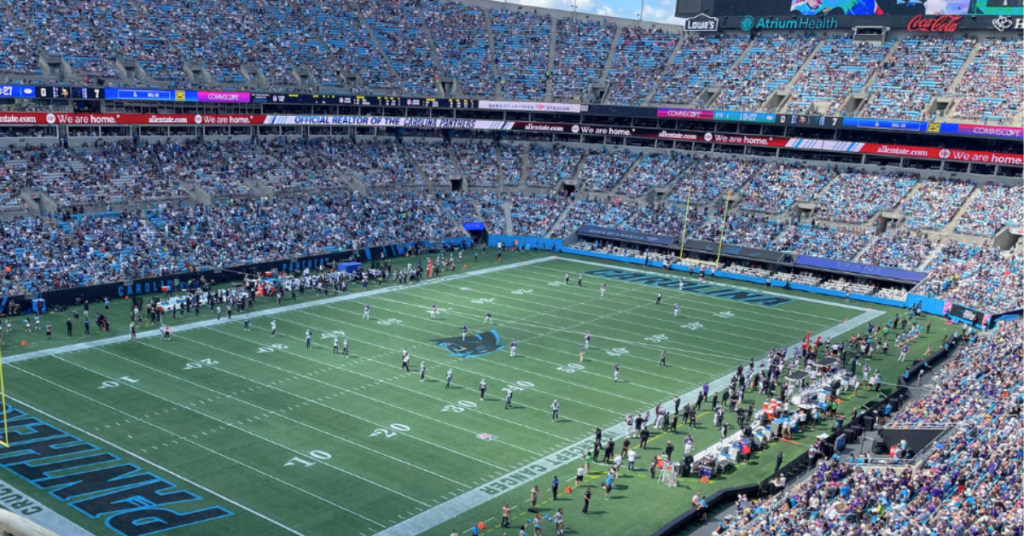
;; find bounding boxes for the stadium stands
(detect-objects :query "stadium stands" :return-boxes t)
[951,37,1022,124]
[402,141,458,185]
[554,197,639,238]
[740,162,832,214]
[454,141,501,188]
[606,27,679,106]
[364,1,439,96]
[491,8,550,101]
[552,18,615,102]
[667,157,756,206]
[954,182,1024,237]
[422,0,495,97]
[511,192,569,236]
[864,36,976,121]
[616,152,693,197]
[917,243,1022,312]
[653,34,747,106]
[858,229,935,271]
[715,34,818,112]
[784,35,887,115]
[500,144,524,187]
[815,170,918,224]
[690,212,782,250]
[524,144,584,188]
[732,321,1022,536]
[772,224,871,260]
[901,179,974,231]
[578,149,636,192]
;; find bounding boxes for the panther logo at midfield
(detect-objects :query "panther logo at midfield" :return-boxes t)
[432,330,504,358]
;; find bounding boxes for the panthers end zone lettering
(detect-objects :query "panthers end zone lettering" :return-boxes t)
[584,269,793,307]
[0,405,231,536]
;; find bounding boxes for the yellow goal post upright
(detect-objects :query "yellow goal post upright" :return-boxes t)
[0,345,9,447]
[678,185,728,270]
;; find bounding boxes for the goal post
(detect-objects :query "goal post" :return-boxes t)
[0,345,9,447]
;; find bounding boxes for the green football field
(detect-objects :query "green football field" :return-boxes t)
[0,251,952,536]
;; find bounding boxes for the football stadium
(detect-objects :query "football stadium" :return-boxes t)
[0,0,1020,534]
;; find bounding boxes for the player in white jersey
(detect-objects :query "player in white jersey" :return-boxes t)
[656,292,662,304]
[445,369,453,389]
[462,325,468,341]
[430,304,437,320]
[600,283,606,297]
[565,273,570,285]
[579,345,585,363]
[510,339,517,357]
[577,274,583,287]
[342,339,349,356]
[401,349,410,372]
[674,303,680,318]
[679,277,685,291]
[244,315,250,331]
[362,304,370,320]
[483,312,492,324]
[479,379,487,400]
[614,363,620,382]
[659,350,666,366]
[505,388,514,409]
[216,306,221,321]
[333,337,340,354]
[420,361,426,381]
[305,330,312,349]
[551,400,559,421]
[584,331,591,350]
[271,320,277,336]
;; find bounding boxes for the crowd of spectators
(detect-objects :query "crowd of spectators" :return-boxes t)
[477,191,507,234]
[606,27,679,106]
[772,224,872,260]
[668,157,753,206]
[261,138,353,192]
[951,37,1022,124]
[954,182,1023,237]
[728,320,1021,536]
[859,229,935,271]
[524,144,584,188]
[740,162,832,214]
[551,18,615,102]
[784,35,886,115]
[455,141,500,188]
[347,139,421,186]
[491,8,550,101]
[402,141,458,185]
[500,144,524,187]
[815,170,918,223]
[10,0,119,79]
[630,204,695,237]
[916,242,1022,312]
[653,35,747,106]
[688,211,782,250]
[422,0,494,97]
[553,197,640,238]
[901,179,974,231]
[578,149,637,192]
[511,192,570,236]
[364,1,438,96]
[616,152,693,197]
[715,34,818,112]
[864,36,976,121]
[0,191,458,296]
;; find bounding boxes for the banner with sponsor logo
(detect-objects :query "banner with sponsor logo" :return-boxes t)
[263,115,506,130]
[0,112,266,125]
[684,239,790,262]
[477,100,582,113]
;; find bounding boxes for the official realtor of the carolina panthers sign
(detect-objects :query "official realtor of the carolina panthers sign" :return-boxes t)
[432,330,505,358]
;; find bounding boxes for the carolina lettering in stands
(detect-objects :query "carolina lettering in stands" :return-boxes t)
[0,406,231,536]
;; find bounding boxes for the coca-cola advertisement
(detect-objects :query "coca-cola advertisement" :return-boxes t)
[906,14,963,31]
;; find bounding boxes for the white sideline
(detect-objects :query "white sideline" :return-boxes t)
[374,308,884,536]
[3,256,560,364]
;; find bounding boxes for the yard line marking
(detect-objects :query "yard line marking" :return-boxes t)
[54,350,434,508]
[213,323,580,442]
[5,255,561,364]
[146,337,511,472]
[7,370,354,533]
[373,308,885,536]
